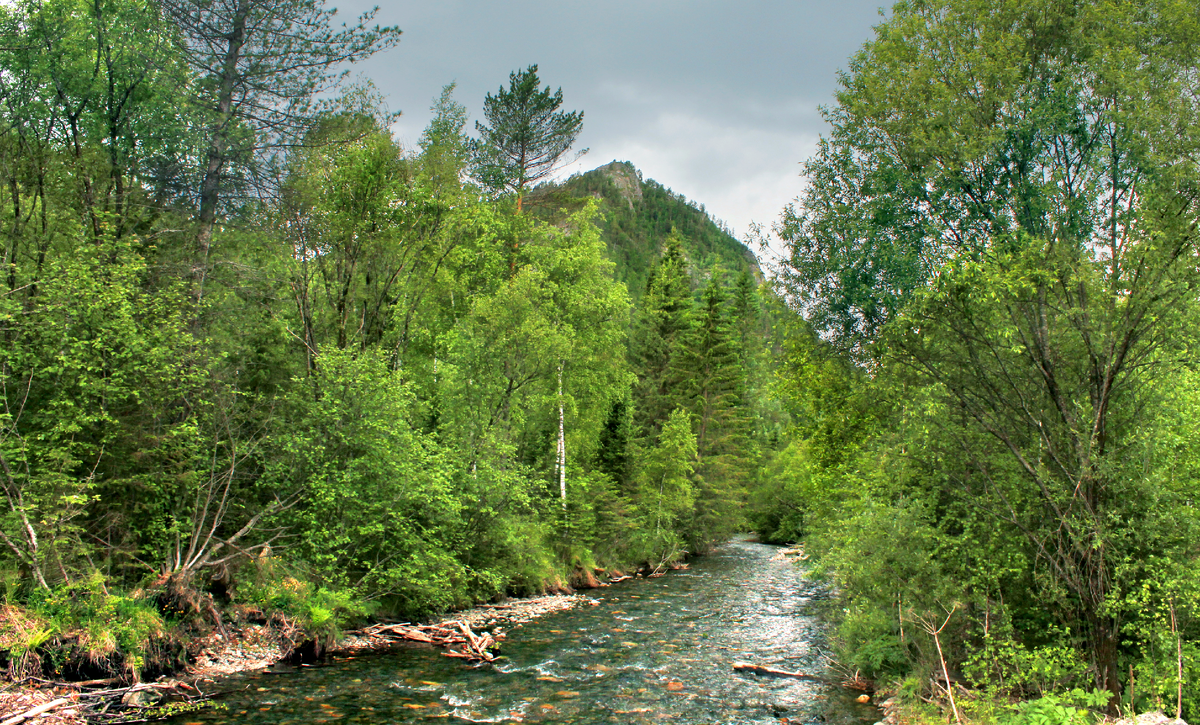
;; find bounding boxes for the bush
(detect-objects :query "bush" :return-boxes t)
[1004,690,1111,725]
[235,557,373,647]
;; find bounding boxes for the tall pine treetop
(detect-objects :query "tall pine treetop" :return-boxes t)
[472,65,586,203]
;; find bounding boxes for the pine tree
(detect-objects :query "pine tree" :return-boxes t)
[161,0,401,284]
[471,64,585,207]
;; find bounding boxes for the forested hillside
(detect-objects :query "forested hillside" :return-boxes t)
[5,0,1196,720]
[0,0,784,682]
[531,161,760,297]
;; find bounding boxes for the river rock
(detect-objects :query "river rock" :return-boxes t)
[120,688,163,707]
[1115,713,1188,725]
[879,697,900,725]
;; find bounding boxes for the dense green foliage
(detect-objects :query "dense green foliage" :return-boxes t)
[0,0,780,680]
[754,0,1200,717]
[13,0,1194,717]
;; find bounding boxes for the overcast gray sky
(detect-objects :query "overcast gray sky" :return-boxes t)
[334,1,888,242]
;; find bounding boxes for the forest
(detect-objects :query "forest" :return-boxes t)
[0,0,776,690]
[754,0,1200,719]
[0,0,1197,722]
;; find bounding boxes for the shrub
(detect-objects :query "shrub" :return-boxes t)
[1004,690,1111,725]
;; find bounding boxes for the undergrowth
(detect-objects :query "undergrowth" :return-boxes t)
[1,571,176,681]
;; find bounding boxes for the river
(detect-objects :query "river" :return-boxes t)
[168,539,879,725]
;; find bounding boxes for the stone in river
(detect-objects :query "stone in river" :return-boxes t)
[121,689,163,707]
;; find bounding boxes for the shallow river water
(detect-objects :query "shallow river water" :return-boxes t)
[169,539,878,725]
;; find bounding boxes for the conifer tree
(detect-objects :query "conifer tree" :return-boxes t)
[472,64,585,207]
[630,230,694,439]
[595,396,635,491]
[677,274,750,549]
[731,269,761,360]
[684,275,747,459]
[636,407,697,563]
[161,0,401,284]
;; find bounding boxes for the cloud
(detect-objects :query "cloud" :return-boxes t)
[337,0,887,244]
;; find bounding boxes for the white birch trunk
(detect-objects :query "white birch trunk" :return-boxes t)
[557,363,566,508]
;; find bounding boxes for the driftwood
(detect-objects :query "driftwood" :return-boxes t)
[354,620,499,662]
[732,661,827,683]
[1,679,209,725]
[1,697,72,725]
[27,676,122,690]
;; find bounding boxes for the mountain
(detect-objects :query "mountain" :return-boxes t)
[531,161,761,297]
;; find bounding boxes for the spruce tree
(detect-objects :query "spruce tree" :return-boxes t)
[630,230,694,439]
[595,396,635,492]
[677,274,751,549]
[731,269,761,361]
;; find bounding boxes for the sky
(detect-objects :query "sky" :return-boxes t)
[332,1,889,247]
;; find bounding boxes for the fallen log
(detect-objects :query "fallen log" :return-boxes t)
[732,661,827,682]
[452,620,496,662]
[1,697,72,725]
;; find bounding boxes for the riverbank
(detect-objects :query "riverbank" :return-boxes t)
[189,592,601,678]
[870,688,1189,725]
[0,592,601,723]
